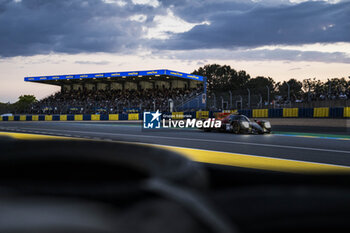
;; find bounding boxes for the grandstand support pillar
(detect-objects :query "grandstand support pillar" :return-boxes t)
[169,99,174,112]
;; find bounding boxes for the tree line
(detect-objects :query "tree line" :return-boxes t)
[192,64,350,102]
[1,64,349,114]
[0,95,37,114]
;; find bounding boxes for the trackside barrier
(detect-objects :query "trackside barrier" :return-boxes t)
[329,108,343,118]
[119,114,128,120]
[83,115,91,121]
[67,115,74,121]
[172,112,184,120]
[196,111,209,119]
[283,108,298,117]
[313,107,329,118]
[100,115,109,120]
[184,112,196,119]
[268,109,283,118]
[209,111,221,118]
[238,110,252,118]
[91,114,100,121]
[252,109,268,118]
[109,114,119,121]
[52,115,60,121]
[299,108,313,118]
[128,113,139,120]
[344,107,350,118]
[45,115,52,121]
[2,108,350,122]
[60,115,67,121]
[74,115,83,121]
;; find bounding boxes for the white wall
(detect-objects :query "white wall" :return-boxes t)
[84,83,95,90]
[97,83,108,90]
[111,82,123,90]
[140,81,153,90]
[63,85,71,91]
[155,80,170,89]
[125,81,137,90]
[171,80,186,89]
[72,84,83,90]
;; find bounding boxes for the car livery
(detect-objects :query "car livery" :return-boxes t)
[202,113,271,134]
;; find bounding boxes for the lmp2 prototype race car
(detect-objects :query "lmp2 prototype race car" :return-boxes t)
[203,113,272,134]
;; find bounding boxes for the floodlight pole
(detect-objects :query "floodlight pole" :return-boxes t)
[286,82,290,102]
[213,93,216,110]
[247,88,251,109]
[266,85,270,106]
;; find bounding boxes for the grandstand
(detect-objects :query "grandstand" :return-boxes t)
[25,69,207,114]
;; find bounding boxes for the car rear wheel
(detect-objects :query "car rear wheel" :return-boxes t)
[232,123,240,134]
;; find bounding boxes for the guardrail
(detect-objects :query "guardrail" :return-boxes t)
[0,107,349,121]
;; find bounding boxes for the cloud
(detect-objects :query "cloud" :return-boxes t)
[0,0,349,66]
[155,48,350,63]
[155,1,350,50]
[0,0,158,57]
[74,60,110,65]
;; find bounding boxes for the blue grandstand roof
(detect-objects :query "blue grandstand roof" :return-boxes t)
[24,69,204,82]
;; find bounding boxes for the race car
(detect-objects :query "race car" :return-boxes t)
[204,113,271,134]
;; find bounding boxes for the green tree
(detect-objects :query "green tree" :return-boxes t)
[13,95,37,113]
[245,76,276,100]
[192,64,250,93]
[277,79,303,100]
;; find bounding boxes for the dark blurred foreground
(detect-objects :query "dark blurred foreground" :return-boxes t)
[1,137,350,233]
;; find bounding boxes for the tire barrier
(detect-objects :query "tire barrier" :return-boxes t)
[1,107,350,121]
[313,107,329,118]
[344,107,350,118]
[283,108,298,118]
[252,109,268,118]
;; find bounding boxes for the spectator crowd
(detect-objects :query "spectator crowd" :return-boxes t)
[29,87,203,114]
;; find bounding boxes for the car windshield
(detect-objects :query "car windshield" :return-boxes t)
[238,115,250,122]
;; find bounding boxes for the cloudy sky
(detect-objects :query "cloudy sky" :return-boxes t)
[0,0,349,102]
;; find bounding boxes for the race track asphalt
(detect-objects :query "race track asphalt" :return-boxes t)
[1,121,350,169]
